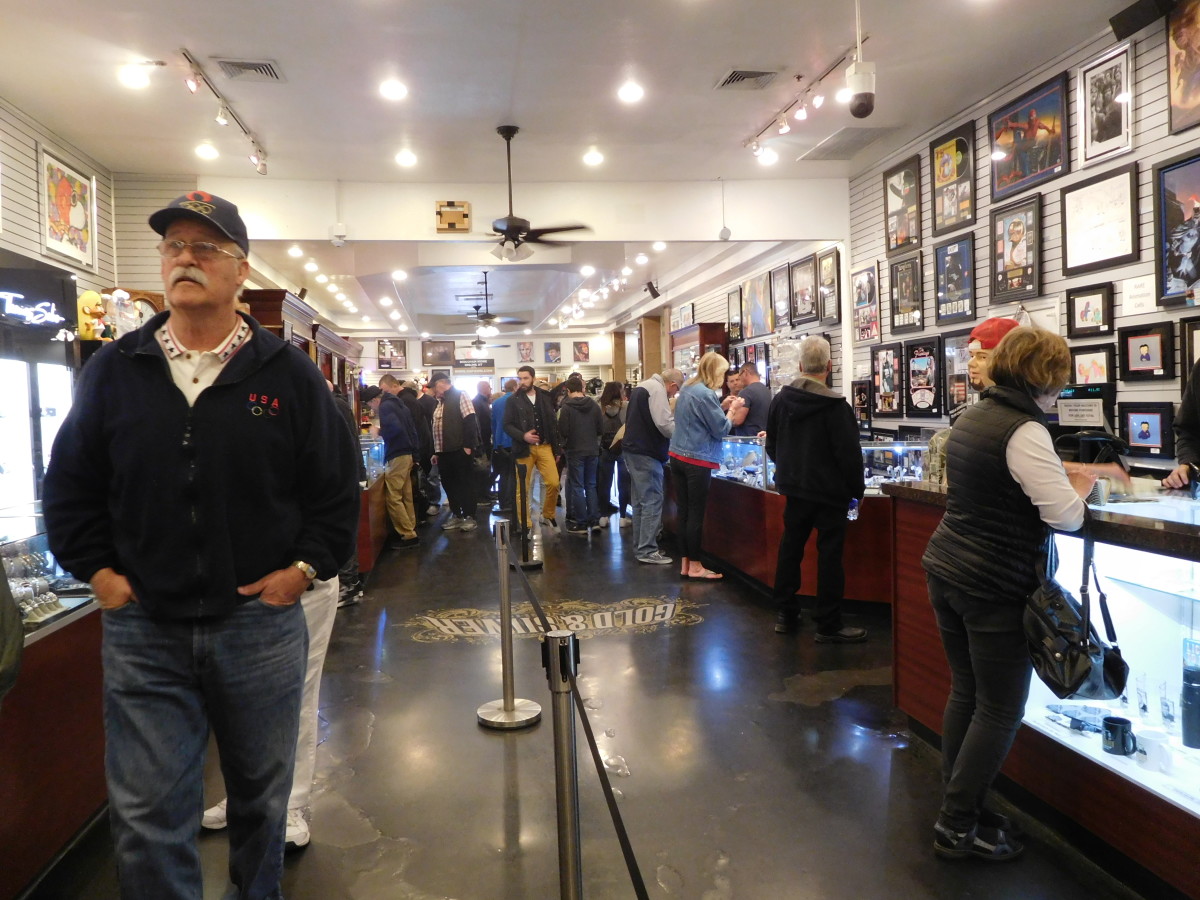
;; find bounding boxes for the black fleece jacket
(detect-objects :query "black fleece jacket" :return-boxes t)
[765,376,864,507]
[42,311,359,620]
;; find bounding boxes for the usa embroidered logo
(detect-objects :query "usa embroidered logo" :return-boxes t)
[247,392,281,417]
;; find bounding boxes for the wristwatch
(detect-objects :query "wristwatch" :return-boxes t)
[291,560,317,581]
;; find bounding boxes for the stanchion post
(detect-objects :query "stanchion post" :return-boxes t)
[542,629,582,900]
[514,459,542,569]
[478,519,542,730]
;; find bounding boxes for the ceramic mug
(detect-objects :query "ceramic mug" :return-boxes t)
[1135,730,1173,774]
[1102,716,1137,756]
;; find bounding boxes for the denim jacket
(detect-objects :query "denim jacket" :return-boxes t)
[668,382,732,464]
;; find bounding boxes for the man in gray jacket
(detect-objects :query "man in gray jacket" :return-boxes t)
[621,368,684,564]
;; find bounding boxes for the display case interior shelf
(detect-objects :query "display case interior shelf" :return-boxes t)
[670,323,728,379]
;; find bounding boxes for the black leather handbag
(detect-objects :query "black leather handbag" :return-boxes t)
[1023,530,1128,701]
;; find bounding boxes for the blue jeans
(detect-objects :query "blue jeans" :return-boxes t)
[102,598,308,900]
[625,452,665,558]
[565,454,600,528]
[597,450,630,515]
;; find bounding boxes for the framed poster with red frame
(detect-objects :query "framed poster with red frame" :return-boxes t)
[904,336,943,417]
[871,342,904,418]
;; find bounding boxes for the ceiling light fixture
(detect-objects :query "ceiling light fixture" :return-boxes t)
[249,145,267,175]
[420,332,430,338]
[180,49,266,175]
[621,265,633,276]
[326,284,339,293]
[794,104,808,121]
[379,297,393,307]
[389,310,401,320]
[777,116,791,135]
[348,306,358,314]
[391,269,408,281]
[812,93,825,109]
[361,316,370,323]
[118,61,161,90]
[747,42,864,149]
[617,79,645,104]
[215,105,230,126]
[583,147,604,166]
[194,142,219,160]
[287,245,303,258]
[394,149,417,167]
[718,177,731,241]
[549,318,558,327]
[379,79,408,101]
[758,147,779,166]
[750,140,762,157]
[316,274,328,284]
[336,292,347,301]
[580,265,595,277]
[524,328,532,335]
[304,260,318,272]
[398,324,408,331]
[635,253,649,265]
[652,241,667,252]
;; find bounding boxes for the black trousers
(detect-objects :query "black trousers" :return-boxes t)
[438,449,475,519]
[771,495,849,632]
[493,446,516,512]
[669,458,713,561]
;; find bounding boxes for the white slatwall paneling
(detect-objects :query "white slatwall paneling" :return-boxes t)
[113,174,198,291]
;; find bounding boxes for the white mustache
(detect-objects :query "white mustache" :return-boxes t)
[169,266,208,287]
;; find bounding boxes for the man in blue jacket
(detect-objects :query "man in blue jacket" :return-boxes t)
[42,191,358,900]
[363,384,420,549]
[490,378,518,514]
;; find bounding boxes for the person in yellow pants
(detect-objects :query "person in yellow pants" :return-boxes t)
[503,365,561,530]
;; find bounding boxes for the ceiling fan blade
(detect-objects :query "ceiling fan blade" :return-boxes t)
[524,224,589,244]
[491,316,528,325]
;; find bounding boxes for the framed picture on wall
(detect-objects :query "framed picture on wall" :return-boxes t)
[670,309,681,331]
[770,265,791,329]
[934,235,975,325]
[741,272,773,339]
[679,303,694,327]
[852,263,881,345]
[517,340,535,363]
[817,246,841,324]
[1169,1,1200,135]
[929,121,976,236]
[39,145,97,270]
[1060,163,1138,277]
[544,341,562,364]
[727,288,743,342]
[883,155,922,256]
[745,343,757,366]
[1069,343,1116,385]
[987,72,1069,202]
[871,342,904,418]
[1152,148,1200,305]
[1079,42,1134,166]
[990,194,1041,304]
[789,257,818,325]
[1181,315,1200,389]
[904,336,943,417]
[421,340,455,366]
[889,254,923,334]
[1065,283,1114,338]
[1118,402,1175,458]
[942,327,975,413]
[851,380,872,429]
[1117,321,1175,381]
[573,341,590,363]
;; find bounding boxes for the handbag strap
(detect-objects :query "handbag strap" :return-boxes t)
[1078,522,1120,646]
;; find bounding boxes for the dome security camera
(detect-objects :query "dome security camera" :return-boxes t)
[846,60,876,119]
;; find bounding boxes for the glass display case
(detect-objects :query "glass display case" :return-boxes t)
[0,502,93,642]
[360,435,386,482]
[861,440,927,494]
[715,434,774,491]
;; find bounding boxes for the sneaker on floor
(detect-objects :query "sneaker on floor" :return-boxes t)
[814,626,868,644]
[636,551,673,565]
[540,517,558,529]
[458,518,478,532]
[336,590,361,609]
[389,535,420,549]
[566,524,588,535]
[285,808,310,849]
[441,517,463,531]
[201,798,227,830]
[619,517,632,528]
[598,517,610,528]
[774,612,800,634]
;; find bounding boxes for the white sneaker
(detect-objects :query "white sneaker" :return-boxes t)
[201,798,228,830]
[286,808,310,848]
[598,517,610,528]
[458,518,478,532]
[441,517,462,531]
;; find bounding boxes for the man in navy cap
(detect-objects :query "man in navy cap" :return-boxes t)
[43,191,358,899]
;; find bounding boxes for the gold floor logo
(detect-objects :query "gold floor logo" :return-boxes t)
[405,596,704,644]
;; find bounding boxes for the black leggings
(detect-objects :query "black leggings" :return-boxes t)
[669,458,713,561]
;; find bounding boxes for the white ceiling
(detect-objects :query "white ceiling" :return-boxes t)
[0,0,1130,336]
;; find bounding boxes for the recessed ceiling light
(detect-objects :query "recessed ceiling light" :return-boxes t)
[635,253,648,265]
[379,79,408,101]
[304,260,318,272]
[336,293,347,301]
[757,147,779,166]
[394,149,417,167]
[361,315,371,323]
[652,241,667,252]
[391,269,408,281]
[379,297,393,307]
[524,328,531,335]
[398,323,408,331]
[549,317,558,327]
[118,64,152,90]
[420,331,430,338]
[316,274,329,284]
[617,79,644,104]
[621,265,633,276]
[389,310,401,320]
[583,147,604,166]
[579,289,591,299]
[194,143,219,160]
[287,245,303,258]
[326,284,339,293]
[348,306,358,313]
[580,265,595,277]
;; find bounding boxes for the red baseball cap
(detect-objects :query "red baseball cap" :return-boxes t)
[968,317,1020,351]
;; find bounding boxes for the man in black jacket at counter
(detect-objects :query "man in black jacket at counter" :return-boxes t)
[765,335,867,643]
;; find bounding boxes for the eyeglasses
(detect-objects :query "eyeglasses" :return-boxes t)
[156,239,244,262]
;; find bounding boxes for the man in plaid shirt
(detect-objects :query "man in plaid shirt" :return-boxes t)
[429,373,481,531]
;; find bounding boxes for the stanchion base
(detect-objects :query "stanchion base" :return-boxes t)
[477,698,543,730]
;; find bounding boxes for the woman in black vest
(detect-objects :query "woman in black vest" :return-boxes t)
[921,327,1096,862]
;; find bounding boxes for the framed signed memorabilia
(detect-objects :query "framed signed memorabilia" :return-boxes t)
[990,194,1041,304]
[770,265,791,329]
[789,257,818,326]
[883,155,921,256]
[817,247,841,325]
[929,121,976,236]
[1169,1,1200,135]
[1060,162,1138,278]
[904,337,943,417]
[852,263,881,345]
[871,342,903,418]
[889,254,923,334]
[934,235,975,325]
[1079,42,1133,166]
[987,72,1069,202]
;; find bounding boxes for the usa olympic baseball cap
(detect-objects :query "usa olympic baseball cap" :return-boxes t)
[149,191,250,257]
[968,317,1020,351]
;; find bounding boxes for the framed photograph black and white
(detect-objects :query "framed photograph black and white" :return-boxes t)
[770,265,791,329]
[942,327,975,412]
[1079,42,1133,167]
[883,155,922,256]
[1060,162,1138,277]
[1169,1,1200,135]
[990,194,1041,304]
[727,287,743,342]
[789,256,818,325]
[929,121,976,237]
[934,235,975,324]
[871,342,904,418]
[987,72,1070,202]
[817,247,841,324]
[1069,343,1116,385]
[889,254,923,334]
[852,263,881,345]
[1181,315,1200,390]
[1118,402,1175,458]
[904,336,943,417]
[1117,321,1175,381]
[1152,148,1200,305]
[1065,283,1114,339]
[851,380,871,429]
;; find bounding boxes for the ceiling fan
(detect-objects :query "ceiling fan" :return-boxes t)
[491,125,588,260]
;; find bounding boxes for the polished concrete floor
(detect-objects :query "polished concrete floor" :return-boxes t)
[30,506,1148,899]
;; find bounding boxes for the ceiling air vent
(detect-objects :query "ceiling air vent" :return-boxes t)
[715,69,779,91]
[800,126,895,161]
[211,58,286,83]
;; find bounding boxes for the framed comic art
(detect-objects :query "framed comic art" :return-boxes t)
[883,155,921,256]
[987,72,1069,202]
[39,146,97,269]
[741,272,773,339]
[789,256,818,325]
[871,342,904,418]
[1079,42,1133,167]
[929,121,976,237]
[770,265,791,329]
[990,194,1041,304]
[679,303,694,327]
[904,336,943,417]
[1060,162,1138,277]
[1117,321,1175,381]
[1181,315,1200,390]
[1169,1,1200,135]
[851,380,871,430]
[1065,283,1114,338]
[934,235,975,325]
[1153,148,1200,305]
[816,247,841,324]
[942,327,975,413]
[1118,402,1175,458]
[852,263,881,345]
[1069,343,1116,385]
[889,254,923,334]
[727,288,743,342]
